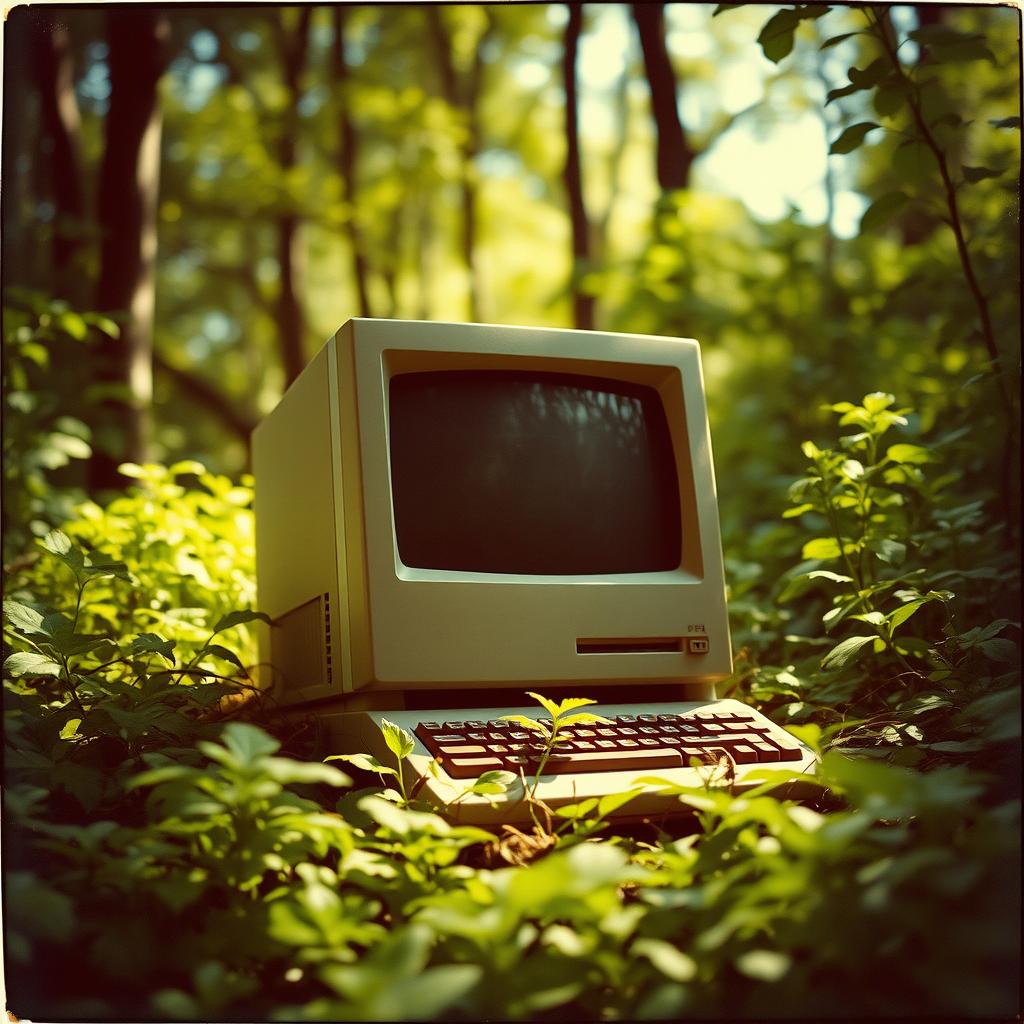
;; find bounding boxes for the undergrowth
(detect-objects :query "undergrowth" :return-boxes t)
[3,389,1019,1020]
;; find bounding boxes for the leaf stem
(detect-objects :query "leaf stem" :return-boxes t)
[865,6,1007,411]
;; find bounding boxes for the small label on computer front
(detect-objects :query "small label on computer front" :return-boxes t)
[687,623,706,633]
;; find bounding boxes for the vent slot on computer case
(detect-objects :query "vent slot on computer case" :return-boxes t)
[271,594,333,693]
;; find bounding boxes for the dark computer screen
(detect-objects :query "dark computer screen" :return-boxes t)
[388,369,682,575]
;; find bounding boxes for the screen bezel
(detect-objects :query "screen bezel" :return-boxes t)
[381,348,705,585]
[344,319,731,687]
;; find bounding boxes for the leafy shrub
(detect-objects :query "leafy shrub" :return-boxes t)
[3,397,1019,1020]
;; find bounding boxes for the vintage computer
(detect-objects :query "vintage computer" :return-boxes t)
[252,318,815,822]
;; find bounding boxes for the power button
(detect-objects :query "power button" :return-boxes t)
[687,637,710,654]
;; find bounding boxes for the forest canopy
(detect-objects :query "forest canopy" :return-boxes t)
[2,3,1021,1021]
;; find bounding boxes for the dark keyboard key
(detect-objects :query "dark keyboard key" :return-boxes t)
[447,756,505,778]
[574,741,597,751]
[443,721,467,730]
[637,714,659,723]
[487,720,512,730]
[596,728,617,738]
[657,714,682,723]
[524,747,684,775]
[465,720,486,728]
[618,727,638,736]
[661,725,680,735]
[639,726,659,736]
[439,744,487,756]
[749,741,780,763]
[764,738,804,762]
[596,740,616,750]
[616,715,636,723]
[730,744,757,765]
[420,721,441,731]
[639,737,660,747]
[431,733,468,744]
[619,738,640,748]
[467,732,488,741]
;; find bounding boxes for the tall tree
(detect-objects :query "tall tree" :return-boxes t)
[425,7,495,322]
[91,9,169,489]
[562,3,595,331]
[631,2,696,193]
[331,7,372,319]
[273,7,312,386]
[31,10,87,302]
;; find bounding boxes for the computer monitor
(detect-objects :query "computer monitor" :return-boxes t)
[252,319,732,712]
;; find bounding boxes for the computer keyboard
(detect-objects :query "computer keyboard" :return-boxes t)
[414,709,804,779]
[321,698,817,824]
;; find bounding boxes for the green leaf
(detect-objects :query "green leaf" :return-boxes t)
[976,638,1018,663]
[556,711,614,729]
[132,633,177,664]
[380,718,415,760]
[821,635,876,670]
[860,191,909,233]
[4,651,62,677]
[867,538,906,566]
[886,443,932,464]
[524,690,562,718]
[500,714,549,734]
[802,537,842,560]
[852,611,885,627]
[962,165,1005,184]
[820,31,861,49]
[830,121,881,154]
[807,570,854,583]
[736,949,792,981]
[40,529,85,575]
[4,600,46,634]
[886,599,931,634]
[262,757,352,787]
[219,721,280,764]
[212,609,271,633]
[202,643,244,670]
[758,9,798,63]
[756,5,828,64]
[327,752,399,778]
[82,558,133,583]
[633,938,697,982]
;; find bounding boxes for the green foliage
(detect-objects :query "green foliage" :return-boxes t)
[3,4,1021,1020]
[4,417,1019,1019]
[2,288,114,555]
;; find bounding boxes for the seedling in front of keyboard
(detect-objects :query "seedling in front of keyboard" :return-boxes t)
[328,717,416,802]
[501,691,613,796]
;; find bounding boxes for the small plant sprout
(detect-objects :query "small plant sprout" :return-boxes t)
[501,692,613,795]
[328,718,417,803]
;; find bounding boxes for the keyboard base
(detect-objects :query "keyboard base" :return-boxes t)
[319,699,819,825]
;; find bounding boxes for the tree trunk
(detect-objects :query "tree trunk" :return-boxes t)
[425,7,493,322]
[31,12,87,302]
[91,9,167,490]
[631,2,696,193]
[332,7,372,319]
[274,8,312,386]
[562,3,595,331]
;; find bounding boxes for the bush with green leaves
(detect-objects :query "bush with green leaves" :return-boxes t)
[3,401,1019,1020]
[2,287,117,557]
